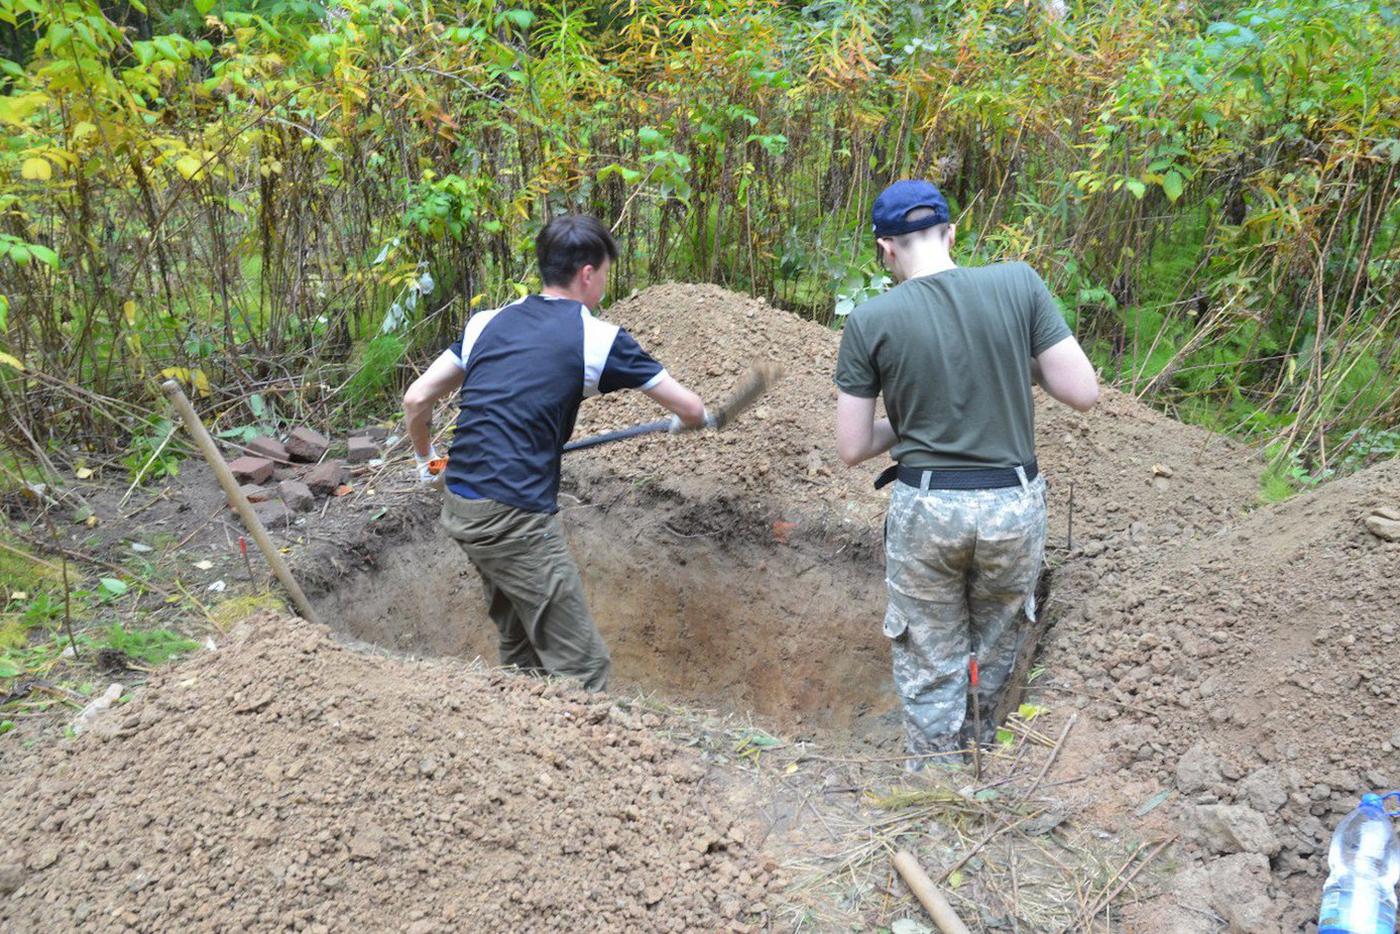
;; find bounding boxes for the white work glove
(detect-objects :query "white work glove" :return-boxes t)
[414,447,438,485]
[667,408,717,433]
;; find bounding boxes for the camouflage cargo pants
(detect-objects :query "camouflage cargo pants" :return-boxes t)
[883,475,1046,762]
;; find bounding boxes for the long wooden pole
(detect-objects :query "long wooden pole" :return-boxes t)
[893,850,972,934]
[161,380,323,627]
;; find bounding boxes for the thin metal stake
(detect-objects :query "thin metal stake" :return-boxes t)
[239,536,257,588]
[969,654,983,780]
[1067,480,1075,551]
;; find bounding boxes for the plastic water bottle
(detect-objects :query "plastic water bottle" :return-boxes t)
[1318,793,1400,934]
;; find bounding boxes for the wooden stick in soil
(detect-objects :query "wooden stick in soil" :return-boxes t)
[38,509,80,659]
[1018,712,1077,805]
[1067,480,1075,551]
[893,850,973,934]
[969,654,983,780]
[161,380,322,627]
[1058,837,1171,934]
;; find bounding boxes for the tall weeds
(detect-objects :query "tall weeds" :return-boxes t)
[1,0,1396,480]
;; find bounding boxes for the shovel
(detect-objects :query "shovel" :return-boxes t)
[563,361,783,452]
[427,362,783,486]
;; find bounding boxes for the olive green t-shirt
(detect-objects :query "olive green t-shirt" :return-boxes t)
[834,261,1072,470]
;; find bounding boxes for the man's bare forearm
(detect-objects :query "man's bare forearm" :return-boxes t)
[861,418,897,463]
[402,351,466,459]
[839,417,897,466]
[405,402,434,459]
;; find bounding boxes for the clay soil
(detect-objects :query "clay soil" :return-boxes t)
[3,282,1397,931]
[1,613,782,933]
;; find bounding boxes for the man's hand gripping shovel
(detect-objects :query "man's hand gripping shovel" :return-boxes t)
[562,361,784,452]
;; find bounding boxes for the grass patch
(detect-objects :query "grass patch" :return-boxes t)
[345,333,407,407]
[98,622,199,666]
[208,593,287,631]
[0,619,28,650]
[0,539,63,595]
[1257,465,1297,504]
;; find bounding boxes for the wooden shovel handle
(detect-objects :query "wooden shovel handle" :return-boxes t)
[893,850,972,934]
[162,380,322,628]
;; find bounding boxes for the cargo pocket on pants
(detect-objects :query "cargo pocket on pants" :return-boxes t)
[883,605,908,640]
[882,509,906,640]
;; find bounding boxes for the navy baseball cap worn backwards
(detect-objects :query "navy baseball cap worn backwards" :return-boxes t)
[872,180,950,237]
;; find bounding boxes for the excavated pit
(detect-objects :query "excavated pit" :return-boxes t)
[309,486,1057,742]
[312,496,901,737]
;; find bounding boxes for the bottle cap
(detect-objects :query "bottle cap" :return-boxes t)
[1361,793,1384,811]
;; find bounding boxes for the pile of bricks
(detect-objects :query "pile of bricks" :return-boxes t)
[224,426,390,529]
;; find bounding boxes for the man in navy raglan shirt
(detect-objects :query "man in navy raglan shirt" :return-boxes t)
[402,215,709,691]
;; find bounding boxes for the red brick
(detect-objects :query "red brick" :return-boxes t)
[246,436,290,464]
[304,460,344,496]
[346,436,378,464]
[278,479,315,513]
[250,499,292,530]
[285,426,330,463]
[228,455,274,485]
[228,483,273,507]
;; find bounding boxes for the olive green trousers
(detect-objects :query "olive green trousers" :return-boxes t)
[439,492,610,691]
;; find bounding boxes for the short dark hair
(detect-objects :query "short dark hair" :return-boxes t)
[535,214,618,286]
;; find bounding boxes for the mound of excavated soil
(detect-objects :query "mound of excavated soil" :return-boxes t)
[0,614,780,933]
[1044,459,1400,929]
[571,283,1259,549]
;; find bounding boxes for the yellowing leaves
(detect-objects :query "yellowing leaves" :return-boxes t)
[175,155,203,180]
[123,300,138,324]
[160,367,212,397]
[0,92,50,126]
[0,351,24,372]
[21,158,52,181]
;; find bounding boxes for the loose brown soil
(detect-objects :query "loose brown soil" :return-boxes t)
[5,282,1395,931]
[568,284,1259,551]
[1044,458,1400,930]
[0,613,782,933]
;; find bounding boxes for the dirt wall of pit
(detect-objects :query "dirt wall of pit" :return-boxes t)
[313,490,896,736]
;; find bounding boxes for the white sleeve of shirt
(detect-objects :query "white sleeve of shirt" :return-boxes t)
[580,307,667,397]
[581,309,617,398]
[448,301,520,370]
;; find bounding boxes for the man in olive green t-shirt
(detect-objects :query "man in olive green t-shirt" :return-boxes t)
[834,180,1099,769]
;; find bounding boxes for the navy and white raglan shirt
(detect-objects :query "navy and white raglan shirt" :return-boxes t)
[442,294,666,513]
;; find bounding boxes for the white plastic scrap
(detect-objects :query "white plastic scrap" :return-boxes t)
[71,683,124,736]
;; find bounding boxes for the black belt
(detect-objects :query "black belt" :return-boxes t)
[874,459,1038,491]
